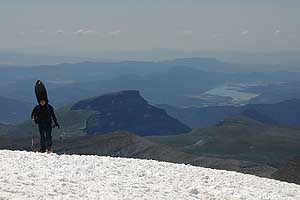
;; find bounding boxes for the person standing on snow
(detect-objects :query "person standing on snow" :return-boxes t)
[31,99,60,153]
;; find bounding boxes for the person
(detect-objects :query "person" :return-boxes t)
[31,99,60,153]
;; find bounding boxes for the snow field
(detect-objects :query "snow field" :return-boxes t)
[0,150,299,200]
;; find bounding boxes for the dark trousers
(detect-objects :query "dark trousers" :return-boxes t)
[38,124,52,152]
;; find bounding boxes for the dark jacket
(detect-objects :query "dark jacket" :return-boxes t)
[31,104,58,125]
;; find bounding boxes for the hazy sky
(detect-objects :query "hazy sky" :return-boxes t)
[0,0,299,57]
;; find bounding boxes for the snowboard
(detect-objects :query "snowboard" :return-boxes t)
[34,80,48,104]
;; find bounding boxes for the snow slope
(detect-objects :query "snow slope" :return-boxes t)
[0,150,299,200]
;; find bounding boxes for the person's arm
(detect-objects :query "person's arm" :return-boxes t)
[50,106,59,128]
[31,106,37,126]
[31,107,36,119]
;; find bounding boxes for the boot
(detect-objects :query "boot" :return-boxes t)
[47,147,53,154]
[39,149,46,153]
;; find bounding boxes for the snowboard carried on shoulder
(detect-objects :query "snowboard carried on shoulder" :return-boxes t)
[35,80,48,103]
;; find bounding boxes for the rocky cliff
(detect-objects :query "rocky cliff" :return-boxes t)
[72,90,191,136]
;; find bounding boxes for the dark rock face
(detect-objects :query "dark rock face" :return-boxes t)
[272,155,300,185]
[72,90,191,136]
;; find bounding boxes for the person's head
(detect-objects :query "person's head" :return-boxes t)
[40,99,46,106]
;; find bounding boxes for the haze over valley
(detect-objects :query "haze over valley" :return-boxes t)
[1,1,300,199]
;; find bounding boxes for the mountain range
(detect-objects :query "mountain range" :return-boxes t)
[159,98,300,128]
[1,90,300,183]
[1,58,300,110]
[148,116,300,168]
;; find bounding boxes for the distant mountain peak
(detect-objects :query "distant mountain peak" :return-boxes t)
[109,90,141,97]
[72,90,147,112]
[72,90,191,136]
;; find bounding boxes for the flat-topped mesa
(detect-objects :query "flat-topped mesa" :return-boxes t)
[72,90,191,136]
[72,90,146,111]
